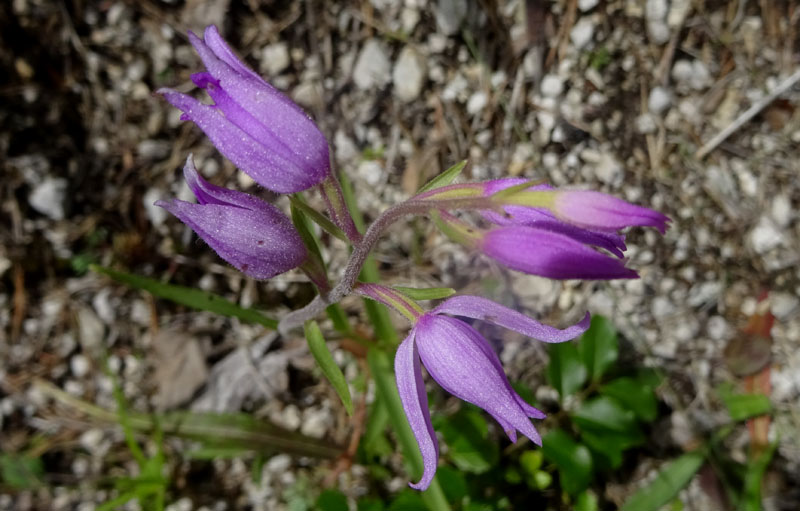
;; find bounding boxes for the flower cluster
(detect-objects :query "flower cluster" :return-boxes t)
[156,25,669,492]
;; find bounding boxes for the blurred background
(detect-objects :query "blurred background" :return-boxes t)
[1,0,799,510]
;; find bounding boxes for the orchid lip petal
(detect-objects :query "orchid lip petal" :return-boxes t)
[432,295,590,343]
[394,328,438,491]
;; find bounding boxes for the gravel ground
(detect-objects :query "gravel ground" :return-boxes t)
[2,0,799,509]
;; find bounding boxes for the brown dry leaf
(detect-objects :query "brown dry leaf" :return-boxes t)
[152,329,209,410]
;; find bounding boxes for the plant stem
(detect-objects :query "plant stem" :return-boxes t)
[278,196,492,334]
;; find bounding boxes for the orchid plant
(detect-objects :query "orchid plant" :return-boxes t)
[156,25,669,493]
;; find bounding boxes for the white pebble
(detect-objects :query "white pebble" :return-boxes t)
[540,74,564,98]
[648,86,672,114]
[570,18,595,49]
[29,177,68,220]
[70,355,91,378]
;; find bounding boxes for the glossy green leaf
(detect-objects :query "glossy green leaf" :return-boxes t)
[720,392,772,421]
[357,498,384,511]
[579,429,637,470]
[389,491,427,511]
[417,160,467,193]
[541,429,593,496]
[304,320,353,416]
[289,195,347,241]
[317,489,349,511]
[392,286,456,301]
[436,466,468,502]
[578,315,618,382]
[434,407,499,474]
[572,396,641,435]
[600,377,659,422]
[92,265,278,329]
[620,452,705,511]
[547,341,588,399]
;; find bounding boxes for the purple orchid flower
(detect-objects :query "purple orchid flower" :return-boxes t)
[357,285,590,490]
[155,156,307,279]
[157,25,330,194]
[480,225,638,280]
[480,179,628,258]
[550,190,671,234]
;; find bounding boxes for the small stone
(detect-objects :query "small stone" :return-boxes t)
[540,74,564,98]
[400,7,420,33]
[570,18,595,49]
[707,316,730,341]
[300,408,330,439]
[648,86,672,114]
[635,113,657,134]
[646,0,670,44]
[261,42,290,76]
[29,177,68,220]
[770,293,799,320]
[137,139,171,160]
[578,0,599,11]
[353,39,391,90]
[144,187,168,227]
[357,160,384,187]
[434,0,467,36]
[466,91,487,115]
[70,355,90,378]
[393,46,426,102]
[749,216,783,254]
[265,454,291,474]
[770,194,792,228]
[593,153,624,185]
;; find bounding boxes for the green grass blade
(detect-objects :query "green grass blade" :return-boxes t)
[417,160,467,194]
[392,286,456,301]
[620,451,705,511]
[304,320,354,416]
[743,442,778,511]
[92,265,277,329]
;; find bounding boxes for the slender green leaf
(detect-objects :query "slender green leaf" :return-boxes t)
[743,442,778,511]
[416,160,467,193]
[434,407,499,474]
[541,429,593,496]
[367,349,450,511]
[304,320,353,416]
[720,392,772,421]
[600,377,659,422]
[289,195,347,241]
[326,303,352,335]
[572,396,641,435]
[362,398,392,458]
[547,341,588,399]
[620,452,705,511]
[578,315,618,382]
[92,265,278,329]
[393,286,456,301]
[0,454,44,489]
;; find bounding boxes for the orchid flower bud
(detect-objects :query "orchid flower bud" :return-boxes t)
[156,156,307,279]
[158,26,330,194]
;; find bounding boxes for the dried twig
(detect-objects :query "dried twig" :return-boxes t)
[695,68,800,159]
